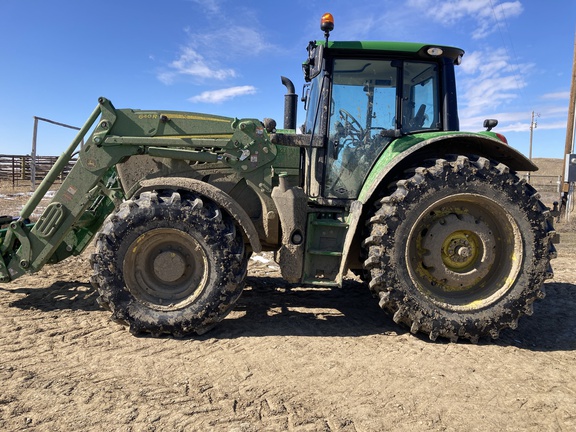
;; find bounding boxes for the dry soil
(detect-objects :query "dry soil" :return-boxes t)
[0,179,575,431]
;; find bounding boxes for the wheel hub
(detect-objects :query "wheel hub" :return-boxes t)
[153,251,187,283]
[420,213,495,292]
[441,231,479,270]
[123,228,208,309]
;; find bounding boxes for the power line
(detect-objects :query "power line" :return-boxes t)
[488,0,526,98]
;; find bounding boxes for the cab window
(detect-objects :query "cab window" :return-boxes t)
[402,62,439,132]
[325,59,398,198]
[324,58,439,199]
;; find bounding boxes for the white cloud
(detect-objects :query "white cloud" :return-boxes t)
[535,120,570,131]
[463,75,521,112]
[460,110,533,133]
[459,49,521,76]
[541,91,570,100]
[407,0,523,39]
[542,106,571,116]
[495,119,567,133]
[187,25,274,58]
[460,106,569,133]
[158,47,236,84]
[458,48,532,118]
[457,45,570,136]
[188,86,257,103]
[158,21,273,85]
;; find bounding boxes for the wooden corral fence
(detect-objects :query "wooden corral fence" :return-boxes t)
[523,174,562,191]
[0,154,76,188]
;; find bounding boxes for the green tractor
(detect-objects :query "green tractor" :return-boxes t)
[0,15,555,342]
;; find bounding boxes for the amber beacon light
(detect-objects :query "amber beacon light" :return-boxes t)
[321,13,335,32]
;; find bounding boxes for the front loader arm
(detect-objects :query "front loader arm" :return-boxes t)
[0,97,285,283]
[0,98,136,282]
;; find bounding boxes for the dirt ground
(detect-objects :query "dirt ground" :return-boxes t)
[1,181,575,431]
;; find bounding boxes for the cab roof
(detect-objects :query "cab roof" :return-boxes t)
[319,40,465,64]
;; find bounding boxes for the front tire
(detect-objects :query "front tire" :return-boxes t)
[90,190,247,337]
[363,155,555,342]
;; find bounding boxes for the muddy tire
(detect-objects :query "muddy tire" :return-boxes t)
[363,155,556,342]
[90,190,247,337]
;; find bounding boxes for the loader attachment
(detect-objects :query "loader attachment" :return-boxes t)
[0,97,134,282]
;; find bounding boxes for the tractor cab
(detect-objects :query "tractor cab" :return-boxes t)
[301,21,464,200]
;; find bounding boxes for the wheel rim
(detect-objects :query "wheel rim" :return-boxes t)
[123,228,209,310]
[407,194,523,311]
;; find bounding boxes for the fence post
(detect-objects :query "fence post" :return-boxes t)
[11,156,15,187]
[20,157,25,181]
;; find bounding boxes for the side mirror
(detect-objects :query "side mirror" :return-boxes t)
[483,119,498,131]
[303,42,324,82]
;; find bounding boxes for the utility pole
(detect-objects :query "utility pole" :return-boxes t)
[560,32,576,219]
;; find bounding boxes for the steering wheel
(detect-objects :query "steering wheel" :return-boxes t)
[339,109,365,141]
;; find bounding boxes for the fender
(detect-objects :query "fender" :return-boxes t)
[135,177,262,253]
[337,133,537,282]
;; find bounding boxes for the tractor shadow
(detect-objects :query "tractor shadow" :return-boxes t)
[216,276,400,338]
[214,278,576,352]
[3,278,576,351]
[3,281,100,312]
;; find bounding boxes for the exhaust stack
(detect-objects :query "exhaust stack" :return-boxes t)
[281,76,297,130]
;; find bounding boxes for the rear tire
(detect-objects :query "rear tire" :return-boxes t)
[363,155,555,342]
[90,190,247,337]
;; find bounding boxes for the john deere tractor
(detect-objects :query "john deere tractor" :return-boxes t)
[0,14,555,342]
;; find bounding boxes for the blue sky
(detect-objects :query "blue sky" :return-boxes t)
[1,0,574,159]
